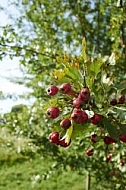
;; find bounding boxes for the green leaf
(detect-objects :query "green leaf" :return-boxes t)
[103,117,119,141]
[87,58,103,77]
[115,80,126,90]
[65,125,73,144]
[82,38,87,61]
[119,124,126,134]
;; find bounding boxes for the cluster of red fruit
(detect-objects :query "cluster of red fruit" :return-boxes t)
[46,83,102,148]
[110,94,125,105]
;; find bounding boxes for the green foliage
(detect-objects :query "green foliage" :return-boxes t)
[0,0,126,189]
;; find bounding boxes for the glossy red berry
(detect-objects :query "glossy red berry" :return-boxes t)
[118,94,125,104]
[90,134,97,143]
[59,83,72,94]
[107,153,113,162]
[110,98,117,106]
[46,85,58,96]
[90,114,102,125]
[46,106,60,119]
[60,118,71,129]
[71,109,88,124]
[86,149,94,156]
[59,138,71,147]
[49,132,59,144]
[119,134,126,143]
[104,136,117,145]
[73,97,84,108]
[79,87,90,101]
[120,161,125,166]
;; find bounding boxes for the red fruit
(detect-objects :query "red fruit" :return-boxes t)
[73,97,84,108]
[104,136,117,145]
[46,85,58,96]
[107,153,113,162]
[120,161,125,166]
[118,94,125,104]
[59,138,71,147]
[46,106,60,119]
[49,132,59,144]
[59,83,72,94]
[79,87,90,101]
[60,118,71,129]
[71,109,88,124]
[86,149,94,156]
[119,134,126,143]
[90,134,97,143]
[110,98,117,106]
[90,114,102,125]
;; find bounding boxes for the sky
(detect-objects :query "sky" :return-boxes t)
[0,0,33,113]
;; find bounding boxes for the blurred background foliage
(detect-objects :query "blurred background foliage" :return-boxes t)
[0,0,126,189]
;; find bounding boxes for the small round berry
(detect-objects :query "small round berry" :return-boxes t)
[46,106,60,119]
[104,136,117,145]
[49,132,59,144]
[46,85,58,96]
[59,83,72,94]
[73,97,84,108]
[90,134,97,143]
[86,149,94,156]
[71,109,88,124]
[90,114,102,125]
[119,134,126,143]
[79,87,90,101]
[59,138,71,147]
[118,94,125,104]
[110,98,117,106]
[60,118,71,129]
[120,161,125,166]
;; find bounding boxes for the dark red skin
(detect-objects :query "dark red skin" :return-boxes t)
[60,118,71,129]
[90,134,97,143]
[46,106,60,119]
[107,153,113,162]
[79,87,90,101]
[90,114,102,125]
[86,149,94,156]
[73,97,84,108]
[58,139,71,147]
[49,132,59,144]
[120,161,125,166]
[118,94,125,104]
[71,109,88,124]
[46,85,58,96]
[59,83,72,94]
[110,98,117,106]
[104,136,117,145]
[119,134,126,143]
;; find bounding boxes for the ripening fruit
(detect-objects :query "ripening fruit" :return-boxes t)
[59,83,72,94]
[73,97,84,108]
[46,106,60,119]
[49,132,59,144]
[118,94,125,104]
[90,113,102,125]
[60,118,71,129]
[90,134,97,143]
[59,138,71,147]
[71,109,88,124]
[104,136,117,145]
[107,153,113,162]
[79,87,90,101]
[119,134,126,143]
[46,85,58,96]
[110,98,117,106]
[86,149,94,156]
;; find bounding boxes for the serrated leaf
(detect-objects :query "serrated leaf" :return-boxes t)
[115,80,126,90]
[88,58,103,77]
[65,125,73,144]
[103,117,119,140]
